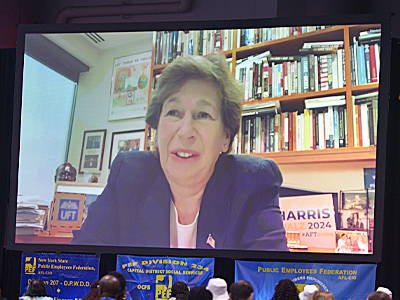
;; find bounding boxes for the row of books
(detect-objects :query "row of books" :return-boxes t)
[350,30,381,86]
[352,91,378,147]
[235,93,378,154]
[236,26,329,47]
[153,30,235,65]
[236,46,346,101]
[153,26,331,66]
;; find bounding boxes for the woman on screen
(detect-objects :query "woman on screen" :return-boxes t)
[71,53,288,251]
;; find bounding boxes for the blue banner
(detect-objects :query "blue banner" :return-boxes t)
[20,253,99,300]
[235,260,376,300]
[117,255,214,300]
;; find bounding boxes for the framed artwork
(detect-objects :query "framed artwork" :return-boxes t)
[108,51,152,121]
[79,129,107,174]
[109,130,145,168]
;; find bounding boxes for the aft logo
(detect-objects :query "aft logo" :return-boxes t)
[57,199,80,222]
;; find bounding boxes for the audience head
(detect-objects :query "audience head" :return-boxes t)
[229,280,254,300]
[299,284,318,300]
[99,274,120,299]
[171,281,189,299]
[175,294,189,300]
[376,287,392,299]
[108,271,127,300]
[309,291,335,300]
[206,278,229,300]
[368,291,392,300]
[24,279,48,297]
[82,280,100,300]
[271,279,299,300]
[188,286,213,300]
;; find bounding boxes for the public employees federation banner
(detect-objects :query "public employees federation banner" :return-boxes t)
[235,260,376,300]
[20,253,99,300]
[117,255,214,300]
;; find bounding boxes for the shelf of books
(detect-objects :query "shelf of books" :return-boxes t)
[147,24,381,165]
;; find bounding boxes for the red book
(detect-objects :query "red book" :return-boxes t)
[357,104,363,147]
[283,62,288,95]
[370,45,378,83]
[220,30,224,50]
[288,112,293,151]
[292,112,297,151]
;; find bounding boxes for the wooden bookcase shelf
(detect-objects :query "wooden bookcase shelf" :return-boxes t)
[250,146,376,165]
[148,24,380,166]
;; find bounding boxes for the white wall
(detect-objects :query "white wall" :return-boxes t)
[67,36,153,184]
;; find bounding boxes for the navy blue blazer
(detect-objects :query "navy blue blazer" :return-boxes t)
[71,151,288,251]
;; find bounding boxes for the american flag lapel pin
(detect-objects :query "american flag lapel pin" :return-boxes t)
[206,234,215,248]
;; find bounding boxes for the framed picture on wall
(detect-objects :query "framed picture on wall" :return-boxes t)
[108,51,152,121]
[109,130,145,168]
[79,129,107,174]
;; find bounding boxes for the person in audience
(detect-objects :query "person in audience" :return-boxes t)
[107,271,127,300]
[207,278,229,300]
[187,286,212,300]
[229,280,253,300]
[170,281,189,300]
[298,284,318,300]
[19,279,53,300]
[98,275,120,300]
[376,287,392,299]
[71,53,288,251]
[367,291,391,300]
[309,291,335,300]
[82,280,99,300]
[271,279,299,300]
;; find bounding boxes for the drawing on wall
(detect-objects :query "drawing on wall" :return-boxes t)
[109,51,152,121]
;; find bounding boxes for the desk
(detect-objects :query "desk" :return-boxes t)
[15,234,73,244]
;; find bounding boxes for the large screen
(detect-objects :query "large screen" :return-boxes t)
[7,15,390,262]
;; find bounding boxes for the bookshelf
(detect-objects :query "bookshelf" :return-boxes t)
[146,24,380,166]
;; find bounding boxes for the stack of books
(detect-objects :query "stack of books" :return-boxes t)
[16,203,48,235]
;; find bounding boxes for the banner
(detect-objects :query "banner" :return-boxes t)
[235,260,376,300]
[20,253,99,300]
[117,255,214,300]
[280,194,336,250]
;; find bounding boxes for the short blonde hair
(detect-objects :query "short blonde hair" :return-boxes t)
[145,53,243,153]
[309,291,335,300]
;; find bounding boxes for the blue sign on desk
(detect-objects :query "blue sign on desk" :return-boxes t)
[57,199,80,221]
[20,253,99,300]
